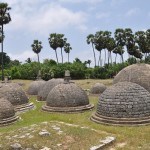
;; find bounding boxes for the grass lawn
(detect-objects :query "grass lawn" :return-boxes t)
[0,79,150,150]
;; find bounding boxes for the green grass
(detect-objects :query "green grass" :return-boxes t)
[0,79,150,150]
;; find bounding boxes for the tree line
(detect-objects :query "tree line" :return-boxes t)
[31,33,72,64]
[87,29,150,67]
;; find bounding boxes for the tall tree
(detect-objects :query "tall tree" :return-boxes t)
[86,34,96,67]
[48,33,59,63]
[64,42,72,63]
[31,40,43,63]
[114,28,126,62]
[94,31,104,66]
[0,3,11,81]
[113,46,125,63]
[106,37,116,65]
[87,59,91,67]
[135,31,147,58]
[57,34,67,64]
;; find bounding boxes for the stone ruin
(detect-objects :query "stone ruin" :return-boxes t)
[42,71,94,112]
[0,97,18,126]
[27,80,46,95]
[0,83,34,112]
[37,78,64,101]
[91,82,150,126]
[90,83,106,95]
[113,63,150,92]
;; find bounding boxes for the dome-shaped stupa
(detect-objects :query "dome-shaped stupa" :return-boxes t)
[42,71,94,112]
[91,82,150,126]
[27,80,46,95]
[113,63,150,92]
[0,83,34,112]
[90,83,106,94]
[0,98,18,126]
[37,78,64,101]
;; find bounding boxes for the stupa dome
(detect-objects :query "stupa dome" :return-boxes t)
[27,80,46,95]
[113,63,150,92]
[42,82,94,112]
[0,83,34,112]
[0,98,18,126]
[90,83,106,94]
[37,78,64,101]
[91,82,150,126]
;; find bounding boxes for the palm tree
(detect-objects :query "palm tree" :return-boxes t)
[57,34,67,64]
[106,37,116,65]
[87,59,91,67]
[114,46,125,63]
[64,42,72,63]
[0,3,11,81]
[94,31,104,66]
[114,28,126,63]
[86,34,96,67]
[31,40,43,63]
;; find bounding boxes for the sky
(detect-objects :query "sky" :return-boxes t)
[2,0,150,66]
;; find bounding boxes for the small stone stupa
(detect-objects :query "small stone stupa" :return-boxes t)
[0,83,34,112]
[0,98,18,126]
[37,78,64,101]
[113,63,150,92]
[91,82,150,126]
[27,80,46,95]
[90,83,106,95]
[42,70,94,112]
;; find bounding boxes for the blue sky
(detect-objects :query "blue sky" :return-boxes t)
[2,0,150,66]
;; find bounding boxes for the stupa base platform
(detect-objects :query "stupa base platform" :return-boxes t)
[91,113,150,126]
[0,115,19,126]
[14,102,34,112]
[42,104,94,113]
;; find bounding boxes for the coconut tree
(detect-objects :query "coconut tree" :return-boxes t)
[0,3,11,81]
[57,34,67,63]
[31,40,43,63]
[48,33,59,63]
[86,34,96,67]
[64,42,72,63]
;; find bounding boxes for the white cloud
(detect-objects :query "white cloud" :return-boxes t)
[58,0,103,4]
[8,51,37,62]
[125,8,140,17]
[96,12,110,19]
[6,1,88,34]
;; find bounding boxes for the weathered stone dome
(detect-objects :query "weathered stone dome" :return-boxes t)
[113,63,150,92]
[90,83,106,94]
[0,98,18,126]
[27,80,46,95]
[37,78,64,101]
[42,82,94,112]
[0,83,34,112]
[91,82,150,126]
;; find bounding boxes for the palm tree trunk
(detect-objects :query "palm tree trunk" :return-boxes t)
[92,43,96,67]
[61,47,63,63]
[104,49,106,65]
[1,24,4,81]
[121,53,124,63]
[110,52,112,64]
[115,54,117,64]
[37,53,40,63]
[98,51,101,67]
[68,53,69,63]
[108,51,109,65]
[55,50,58,63]
[100,51,102,66]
